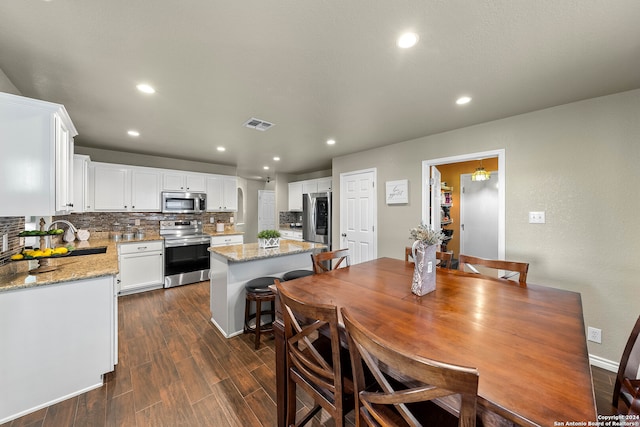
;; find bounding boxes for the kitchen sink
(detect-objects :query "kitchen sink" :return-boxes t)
[67,246,108,257]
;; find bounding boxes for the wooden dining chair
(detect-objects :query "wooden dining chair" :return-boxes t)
[341,307,479,427]
[312,248,350,274]
[276,280,354,426]
[613,314,640,414]
[458,254,529,286]
[405,246,453,269]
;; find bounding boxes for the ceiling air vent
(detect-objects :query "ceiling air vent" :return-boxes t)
[243,117,274,131]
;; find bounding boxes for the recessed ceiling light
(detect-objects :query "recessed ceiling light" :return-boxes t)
[273,156,280,161]
[136,83,155,94]
[456,96,472,105]
[217,146,226,152]
[397,32,419,49]
[127,130,140,137]
[326,139,336,145]
[263,166,269,170]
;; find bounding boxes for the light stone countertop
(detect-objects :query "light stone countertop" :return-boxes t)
[208,239,325,263]
[0,234,163,293]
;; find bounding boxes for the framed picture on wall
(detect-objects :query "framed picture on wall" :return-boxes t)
[385,179,408,204]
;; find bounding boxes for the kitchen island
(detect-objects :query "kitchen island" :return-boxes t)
[208,239,325,337]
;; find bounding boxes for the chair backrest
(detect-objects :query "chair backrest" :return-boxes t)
[405,246,453,269]
[342,307,479,427]
[312,248,350,274]
[276,280,348,424]
[613,315,640,411]
[458,254,529,286]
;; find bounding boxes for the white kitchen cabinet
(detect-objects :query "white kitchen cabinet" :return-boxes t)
[280,229,303,241]
[302,180,318,195]
[162,171,206,192]
[317,178,332,192]
[288,181,304,211]
[0,276,116,423]
[206,175,238,211]
[210,234,244,246]
[93,163,130,210]
[130,168,161,211]
[0,92,77,216]
[288,177,331,211]
[72,154,92,213]
[92,163,161,212]
[117,240,164,294]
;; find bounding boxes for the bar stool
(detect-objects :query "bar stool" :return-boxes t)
[282,269,314,281]
[243,276,278,349]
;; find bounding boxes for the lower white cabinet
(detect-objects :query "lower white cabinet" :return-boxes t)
[280,229,303,241]
[117,241,164,294]
[0,276,116,424]
[210,234,244,247]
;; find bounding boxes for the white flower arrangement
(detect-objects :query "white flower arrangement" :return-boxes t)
[409,224,444,246]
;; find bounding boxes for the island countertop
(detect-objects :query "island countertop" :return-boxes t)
[208,239,325,262]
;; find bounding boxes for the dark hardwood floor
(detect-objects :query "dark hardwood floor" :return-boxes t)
[2,280,619,426]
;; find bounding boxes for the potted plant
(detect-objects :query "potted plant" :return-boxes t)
[257,229,281,248]
[409,224,444,296]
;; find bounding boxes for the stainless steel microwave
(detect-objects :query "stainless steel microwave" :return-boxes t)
[161,192,207,214]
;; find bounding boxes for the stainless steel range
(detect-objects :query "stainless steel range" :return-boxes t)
[160,220,210,288]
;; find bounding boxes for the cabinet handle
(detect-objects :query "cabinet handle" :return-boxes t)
[124,205,127,208]
[132,206,135,209]
[138,246,147,250]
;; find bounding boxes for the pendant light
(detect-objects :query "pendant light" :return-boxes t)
[471,159,491,182]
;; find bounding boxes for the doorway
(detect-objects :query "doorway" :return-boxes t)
[421,149,505,260]
[459,172,499,258]
[257,190,275,232]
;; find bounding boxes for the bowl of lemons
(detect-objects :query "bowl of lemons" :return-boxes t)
[11,246,72,261]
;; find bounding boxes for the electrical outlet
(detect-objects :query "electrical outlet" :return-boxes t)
[1,234,7,252]
[210,217,215,224]
[587,326,602,344]
[134,219,140,226]
[528,211,546,224]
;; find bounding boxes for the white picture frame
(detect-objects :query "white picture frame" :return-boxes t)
[386,179,408,204]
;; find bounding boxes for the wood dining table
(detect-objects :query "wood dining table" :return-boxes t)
[273,257,597,427]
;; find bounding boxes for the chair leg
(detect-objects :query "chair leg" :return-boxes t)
[254,299,262,350]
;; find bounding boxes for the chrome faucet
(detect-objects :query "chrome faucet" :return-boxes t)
[48,220,78,233]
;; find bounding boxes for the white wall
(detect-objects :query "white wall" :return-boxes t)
[332,89,640,365]
[0,68,20,95]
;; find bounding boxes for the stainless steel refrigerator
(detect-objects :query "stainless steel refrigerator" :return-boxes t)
[302,192,331,249]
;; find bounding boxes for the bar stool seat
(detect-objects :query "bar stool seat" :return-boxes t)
[243,276,278,349]
[282,269,314,281]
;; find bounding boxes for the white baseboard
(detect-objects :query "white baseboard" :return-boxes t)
[0,382,103,425]
[590,354,619,373]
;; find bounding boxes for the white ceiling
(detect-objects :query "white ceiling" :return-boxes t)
[1,1,639,179]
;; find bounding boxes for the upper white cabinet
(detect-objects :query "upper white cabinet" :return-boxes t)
[206,175,238,211]
[131,169,161,211]
[0,92,77,216]
[72,154,92,213]
[162,171,206,192]
[317,178,332,192]
[288,177,331,211]
[93,163,161,211]
[288,182,304,211]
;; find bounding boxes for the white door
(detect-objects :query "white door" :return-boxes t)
[429,166,442,232]
[258,190,276,232]
[460,172,499,258]
[340,169,377,265]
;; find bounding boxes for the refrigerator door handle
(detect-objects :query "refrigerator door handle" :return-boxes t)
[311,198,317,238]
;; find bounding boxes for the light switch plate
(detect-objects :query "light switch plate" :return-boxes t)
[528,211,546,224]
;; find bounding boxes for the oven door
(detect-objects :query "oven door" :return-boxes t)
[163,240,210,287]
